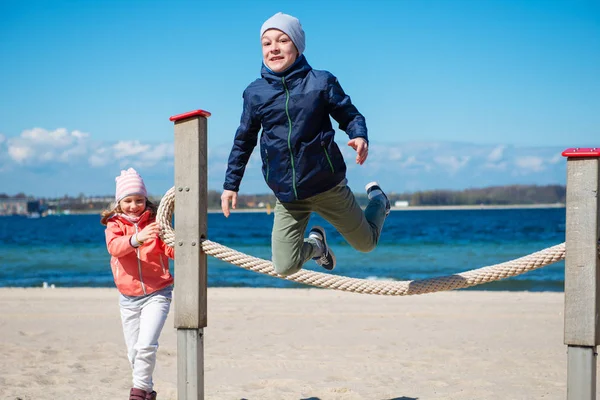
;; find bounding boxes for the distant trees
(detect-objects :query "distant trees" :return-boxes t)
[396,184,565,206]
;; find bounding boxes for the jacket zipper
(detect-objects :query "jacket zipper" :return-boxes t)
[264,148,270,182]
[282,77,298,199]
[321,143,335,173]
[134,224,147,295]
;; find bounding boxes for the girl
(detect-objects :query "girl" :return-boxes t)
[101,168,174,400]
[221,12,390,276]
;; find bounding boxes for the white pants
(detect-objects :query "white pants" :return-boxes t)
[119,286,172,392]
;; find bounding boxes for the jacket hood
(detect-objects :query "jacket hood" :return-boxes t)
[261,55,311,85]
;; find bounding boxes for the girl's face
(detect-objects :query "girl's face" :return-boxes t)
[119,195,146,218]
[261,29,298,73]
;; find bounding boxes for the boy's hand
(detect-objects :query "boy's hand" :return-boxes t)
[137,222,159,243]
[221,190,238,218]
[348,138,368,165]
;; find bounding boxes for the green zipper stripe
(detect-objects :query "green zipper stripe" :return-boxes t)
[282,77,298,199]
[322,147,335,173]
[265,150,269,181]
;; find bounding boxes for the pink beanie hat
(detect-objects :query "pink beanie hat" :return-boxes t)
[115,168,147,202]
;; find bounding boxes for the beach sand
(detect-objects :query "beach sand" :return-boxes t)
[0,287,587,399]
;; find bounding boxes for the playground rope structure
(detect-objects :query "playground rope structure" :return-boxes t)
[157,187,568,296]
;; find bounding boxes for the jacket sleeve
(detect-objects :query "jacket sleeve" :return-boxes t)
[326,74,369,144]
[223,88,261,192]
[105,221,136,258]
[162,240,175,259]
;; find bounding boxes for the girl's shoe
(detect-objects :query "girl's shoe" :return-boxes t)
[146,391,157,400]
[130,388,148,400]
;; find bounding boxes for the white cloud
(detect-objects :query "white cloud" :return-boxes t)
[113,141,151,158]
[0,128,179,170]
[8,145,33,163]
[434,155,470,173]
[548,154,562,164]
[400,156,433,171]
[514,156,545,173]
[5,127,91,164]
[387,148,403,161]
[72,130,89,139]
[59,144,88,161]
[40,151,54,161]
[98,142,176,169]
[487,145,505,162]
[88,155,105,167]
[142,143,173,160]
[370,144,403,161]
[89,147,111,167]
[20,127,87,147]
[401,156,418,167]
[129,143,174,168]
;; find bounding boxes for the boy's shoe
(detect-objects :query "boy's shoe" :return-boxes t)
[365,181,391,216]
[308,226,336,271]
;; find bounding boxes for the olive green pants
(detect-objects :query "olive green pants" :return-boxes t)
[271,182,387,276]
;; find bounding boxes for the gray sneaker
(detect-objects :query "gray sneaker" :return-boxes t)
[365,181,391,216]
[308,226,336,271]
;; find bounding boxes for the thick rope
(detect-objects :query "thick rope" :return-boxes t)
[157,186,567,296]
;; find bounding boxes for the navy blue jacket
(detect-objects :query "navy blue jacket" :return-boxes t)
[223,55,368,202]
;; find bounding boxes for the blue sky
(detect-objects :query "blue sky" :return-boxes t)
[0,0,598,197]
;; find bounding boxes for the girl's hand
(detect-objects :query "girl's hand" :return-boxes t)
[137,222,160,243]
[221,190,238,218]
[348,138,368,165]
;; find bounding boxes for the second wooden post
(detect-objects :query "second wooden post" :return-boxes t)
[563,147,600,400]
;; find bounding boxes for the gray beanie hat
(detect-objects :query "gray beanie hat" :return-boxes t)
[260,12,305,55]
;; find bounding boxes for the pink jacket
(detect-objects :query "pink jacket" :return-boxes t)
[105,210,174,296]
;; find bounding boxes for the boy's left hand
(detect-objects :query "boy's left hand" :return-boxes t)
[347,138,368,165]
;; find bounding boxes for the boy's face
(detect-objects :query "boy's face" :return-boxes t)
[261,29,298,73]
[119,195,146,218]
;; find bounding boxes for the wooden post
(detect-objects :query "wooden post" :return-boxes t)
[563,147,600,400]
[170,109,211,400]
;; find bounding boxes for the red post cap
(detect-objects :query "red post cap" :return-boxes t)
[169,109,212,122]
[561,148,600,158]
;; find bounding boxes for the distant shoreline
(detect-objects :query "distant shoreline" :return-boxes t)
[5,203,564,217]
[208,203,566,214]
[388,203,565,211]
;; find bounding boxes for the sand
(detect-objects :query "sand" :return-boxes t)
[0,287,589,399]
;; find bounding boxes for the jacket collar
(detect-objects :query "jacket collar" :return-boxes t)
[261,55,312,85]
[109,209,151,226]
